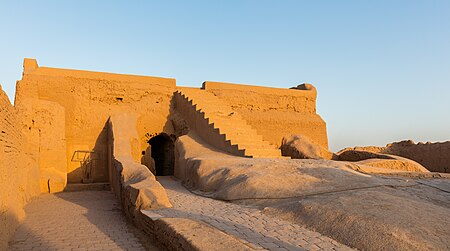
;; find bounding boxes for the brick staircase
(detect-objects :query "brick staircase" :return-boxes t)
[174,88,281,158]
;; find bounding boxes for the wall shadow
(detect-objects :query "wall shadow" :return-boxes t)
[55,191,158,250]
[148,133,175,176]
[7,222,53,251]
[67,121,110,184]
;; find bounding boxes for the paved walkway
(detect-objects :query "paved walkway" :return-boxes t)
[8,190,156,251]
[153,177,353,251]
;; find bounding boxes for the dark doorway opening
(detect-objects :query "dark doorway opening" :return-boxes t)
[148,133,175,176]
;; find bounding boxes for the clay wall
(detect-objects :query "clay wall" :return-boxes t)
[0,87,40,250]
[202,81,328,149]
[15,59,176,184]
[384,141,450,173]
[16,98,67,192]
[344,140,450,173]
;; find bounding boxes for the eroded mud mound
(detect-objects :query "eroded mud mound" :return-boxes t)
[175,134,408,201]
[175,134,450,251]
[263,184,450,251]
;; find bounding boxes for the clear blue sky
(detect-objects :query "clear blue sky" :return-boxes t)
[0,1,449,151]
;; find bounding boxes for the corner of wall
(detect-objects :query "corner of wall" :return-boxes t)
[23,58,39,75]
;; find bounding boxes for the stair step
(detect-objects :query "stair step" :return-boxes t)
[209,119,250,128]
[244,148,282,157]
[225,132,264,140]
[210,122,250,130]
[236,142,277,149]
[224,133,267,145]
[211,125,254,134]
[176,89,281,158]
[227,138,276,149]
[226,134,263,142]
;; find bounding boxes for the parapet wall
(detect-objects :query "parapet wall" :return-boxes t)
[0,87,40,250]
[15,59,176,183]
[202,81,328,149]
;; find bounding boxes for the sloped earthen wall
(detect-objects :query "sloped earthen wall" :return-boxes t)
[0,87,40,250]
[202,81,328,149]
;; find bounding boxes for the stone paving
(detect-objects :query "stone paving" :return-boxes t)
[153,176,354,251]
[8,190,155,251]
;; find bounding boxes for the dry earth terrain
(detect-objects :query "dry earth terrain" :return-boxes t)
[174,133,450,251]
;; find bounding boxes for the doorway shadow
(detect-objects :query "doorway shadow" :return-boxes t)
[148,133,175,176]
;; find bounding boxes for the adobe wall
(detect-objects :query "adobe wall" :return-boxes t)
[342,140,450,173]
[0,87,40,250]
[15,59,176,184]
[202,81,328,149]
[383,140,450,173]
[16,98,67,192]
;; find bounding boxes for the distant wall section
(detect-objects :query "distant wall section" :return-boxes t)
[383,140,450,173]
[202,81,328,149]
[343,140,450,173]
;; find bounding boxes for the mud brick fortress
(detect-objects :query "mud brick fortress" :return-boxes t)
[11,58,327,184]
[2,59,449,251]
[1,59,327,248]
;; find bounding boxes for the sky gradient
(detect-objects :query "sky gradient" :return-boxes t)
[0,1,449,151]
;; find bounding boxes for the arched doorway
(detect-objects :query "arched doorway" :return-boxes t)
[148,133,175,176]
